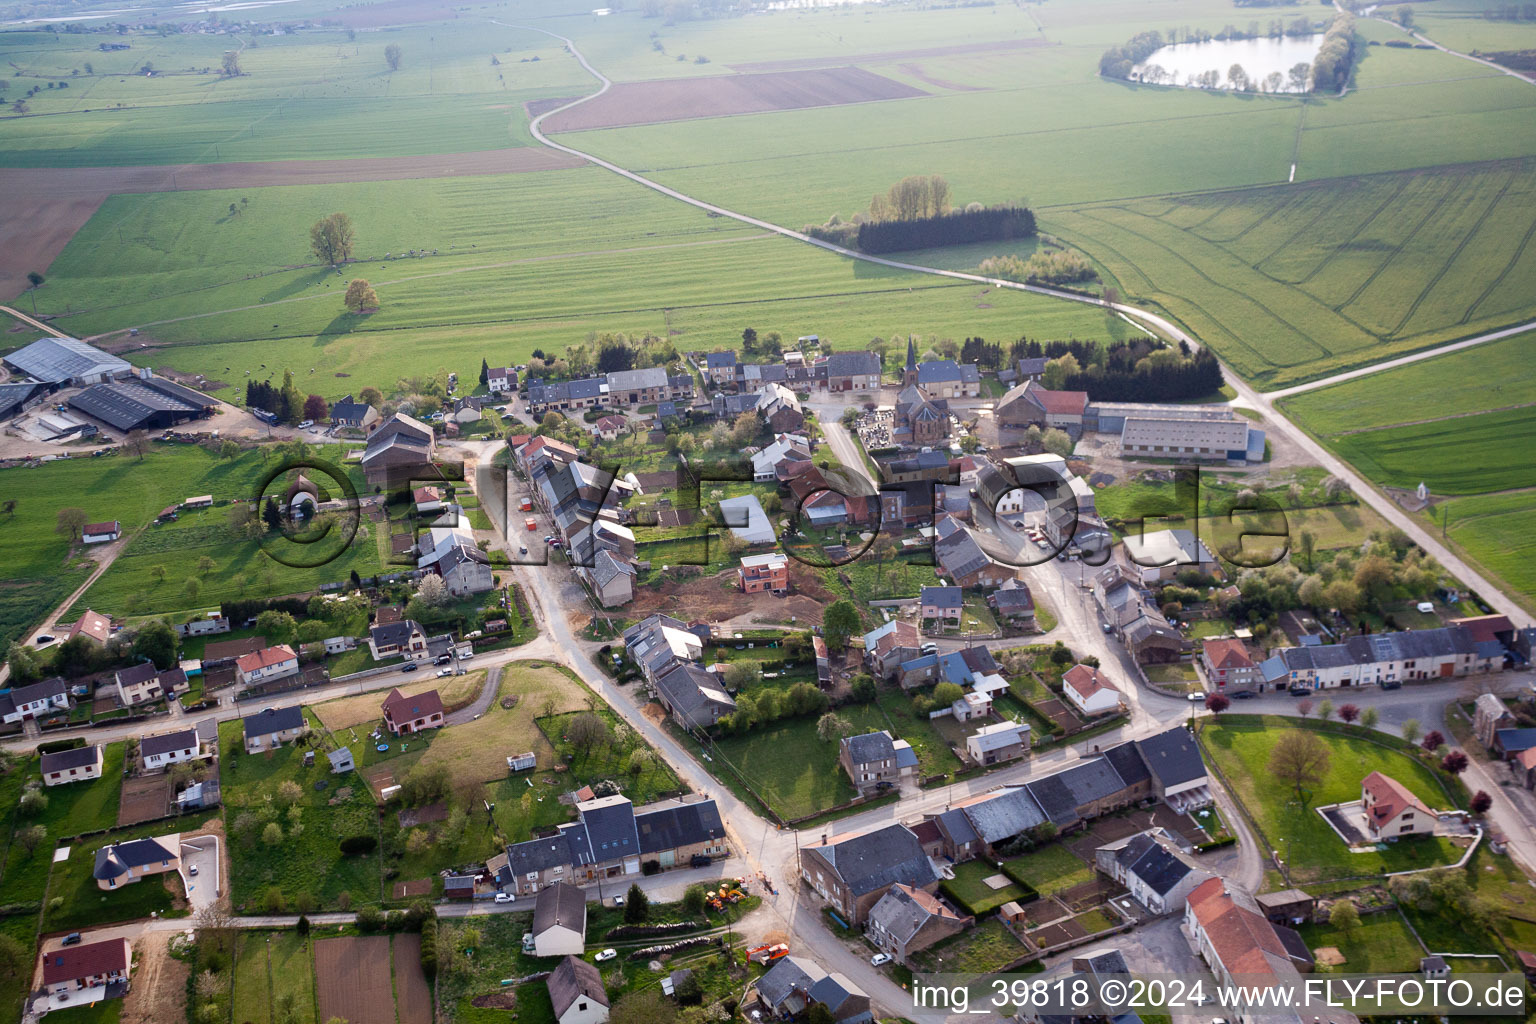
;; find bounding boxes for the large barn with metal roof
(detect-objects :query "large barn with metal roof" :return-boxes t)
[67,376,217,432]
[2,337,131,387]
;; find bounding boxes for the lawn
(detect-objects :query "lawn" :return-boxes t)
[233,932,273,1024]
[941,859,1032,916]
[1298,910,1424,973]
[0,914,39,1023]
[875,691,962,778]
[702,704,891,821]
[1,743,127,907]
[218,715,382,912]
[1200,717,1465,883]
[39,1003,121,1024]
[43,812,219,931]
[1325,406,1536,497]
[1002,844,1094,896]
[314,672,486,731]
[269,931,319,1024]
[909,918,1030,976]
[823,550,943,606]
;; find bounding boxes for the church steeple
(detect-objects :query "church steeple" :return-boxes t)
[905,335,917,371]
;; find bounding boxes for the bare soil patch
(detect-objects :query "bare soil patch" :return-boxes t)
[392,934,433,1024]
[0,148,583,297]
[627,566,827,624]
[898,63,984,91]
[315,935,395,1024]
[541,66,925,133]
[527,96,581,120]
[118,773,172,826]
[473,992,518,1010]
[394,878,433,900]
[397,801,449,829]
[1029,916,1086,949]
[727,37,1048,73]
[123,931,186,1024]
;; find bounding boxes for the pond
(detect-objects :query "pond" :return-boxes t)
[1132,35,1324,93]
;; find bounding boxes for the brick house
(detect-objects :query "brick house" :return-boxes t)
[738,552,789,595]
[799,823,938,926]
[381,687,446,736]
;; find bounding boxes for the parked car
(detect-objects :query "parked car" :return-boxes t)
[870,953,893,967]
[1232,690,1259,699]
[437,668,451,677]
[34,634,55,645]
[521,932,535,952]
[689,854,712,868]
[435,654,452,665]
[189,864,199,876]
[495,892,514,904]
[401,662,418,673]
[595,949,618,962]
[61,933,81,946]
[1187,691,1207,702]
[298,419,314,429]
[612,895,625,907]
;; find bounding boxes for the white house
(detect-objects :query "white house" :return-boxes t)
[82,520,121,545]
[235,645,299,687]
[532,882,587,957]
[0,677,71,724]
[1062,664,1122,716]
[140,728,200,771]
[964,721,1029,765]
[487,367,517,394]
[548,956,609,1024]
[40,744,104,787]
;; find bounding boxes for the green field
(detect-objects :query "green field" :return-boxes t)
[1048,159,1536,388]
[1298,910,1424,973]
[942,858,1031,916]
[1326,406,1536,496]
[1199,717,1464,883]
[2,743,127,909]
[1002,843,1094,896]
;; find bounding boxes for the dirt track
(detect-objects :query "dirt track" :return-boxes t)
[0,147,584,299]
[725,37,1050,74]
[540,66,925,133]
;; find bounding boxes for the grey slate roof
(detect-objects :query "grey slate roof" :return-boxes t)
[1100,741,1152,788]
[369,619,423,649]
[40,744,101,774]
[935,528,999,582]
[915,360,980,386]
[1117,834,1193,896]
[1057,757,1130,807]
[844,731,896,766]
[4,337,130,383]
[814,823,936,897]
[825,350,881,378]
[1025,774,1086,827]
[94,836,178,879]
[704,351,737,370]
[635,797,725,854]
[547,956,608,1017]
[757,956,821,1009]
[654,662,735,719]
[242,705,305,739]
[935,808,978,846]
[579,794,640,862]
[502,829,588,878]
[1496,728,1536,752]
[140,728,197,758]
[1135,727,1206,789]
[919,586,962,610]
[808,973,867,1015]
[605,366,668,391]
[533,881,586,936]
[960,787,1048,843]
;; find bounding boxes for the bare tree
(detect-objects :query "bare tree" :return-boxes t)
[54,507,87,542]
[385,43,402,71]
[122,428,151,461]
[1267,730,1331,800]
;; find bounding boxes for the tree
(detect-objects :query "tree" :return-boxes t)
[23,271,43,313]
[1360,707,1379,729]
[682,884,707,917]
[1288,61,1311,91]
[1421,730,1446,755]
[310,212,355,266]
[567,712,611,754]
[1471,790,1493,816]
[261,821,284,845]
[385,43,402,70]
[723,661,760,691]
[610,991,676,1024]
[808,1007,835,1024]
[622,883,649,923]
[263,496,283,531]
[255,610,298,646]
[823,599,859,652]
[303,394,329,423]
[359,386,383,407]
[1329,899,1361,933]
[1205,693,1231,715]
[1298,529,1316,571]
[849,673,877,703]
[221,49,241,76]
[275,779,303,809]
[18,791,47,817]
[1440,750,1469,776]
[1040,427,1074,459]
[0,934,23,980]
[54,507,87,543]
[816,712,852,742]
[16,824,45,856]
[1268,729,1331,800]
[344,278,378,313]
[123,428,151,460]
[1041,354,1081,391]
[1337,703,1359,724]
[932,681,964,706]
[1317,698,1334,721]
[1296,698,1313,718]
[184,577,201,603]
[415,573,450,608]
[133,619,178,669]
[1401,719,1421,745]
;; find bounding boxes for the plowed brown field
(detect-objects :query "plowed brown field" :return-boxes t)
[315,935,394,1024]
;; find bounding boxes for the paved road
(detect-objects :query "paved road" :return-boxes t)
[443,664,502,727]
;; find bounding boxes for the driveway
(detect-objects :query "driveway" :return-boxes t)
[178,834,221,912]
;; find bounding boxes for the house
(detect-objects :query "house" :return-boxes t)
[820,350,883,392]
[965,721,1031,765]
[487,367,518,394]
[548,956,609,1024]
[739,552,790,595]
[1094,565,1183,665]
[115,660,167,705]
[381,687,445,736]
[754,956,871,1023]
[717,494,776,545]
[751,434,811,482]
[755,383,805,433]
[1135,727,1210,808]
[242,705,306,753]
[1184,878,1313,1024]
[634,795,728,868]
[865,883,971,965]
[414,486,444,513]
[919,586,963,625]
[989,579,1036,627]
[588,414,626,442]
[1062,664,1123,716]
[878,449,954,485]
[934,526,1017,589]
[1016,356,1047,382]
[82,520,121,544]
[1259,624,1502,691]
[799,822,939,925]
[0,676,71,724]
[94,833,181,889]
[604,366,669,406]
[909,359,980,398]
[41,744,104,786]
[67,608,113,645]
[361,412,437,486]
[1361,770,1433,838]
[623,614,705,684]
[839,731,918,794]
[1474,692,1518,748]
[235,644,299,687]
[861,620,923,679]
[1202,638,1260,692]
[532,881,587,956]
[40,937,132,1003]
[1095,829,1212,915]
[1122,529,1220,583]
[1253,889,1315,926]
[584,549,637,608]
[995,380,1088,432]
[202,635,268,668]
[140,728,200,770]
[892,385,950,446]
[436,542,495,596]
[329,395,380,434]
[369,620,429,662]
[327,747,356,774]
[654,663,737,730]
[703,350,737,385]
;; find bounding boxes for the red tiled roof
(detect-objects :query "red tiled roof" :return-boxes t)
[909,820,942,847]
[41,938,130,985]
[1362,770,1430,825]
[1202,638,1254,670]
[84,520,119,535]
[68,609,112,645]
[1450,614,1512,644]
[413,486,441,503]
[383,687,445,723]
[1030,387,1088,415]
[1187,878,1289,978]
[1062,664,1119,700]
[1516,748,1536,771]
[235,644,297,674]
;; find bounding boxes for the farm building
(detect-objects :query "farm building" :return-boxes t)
[0,379,48,421]
[3,337,130,387]
[82,521,121,544]
[68,374,217,432]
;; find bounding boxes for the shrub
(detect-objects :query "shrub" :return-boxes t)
[356,906,385,932]
[419,920,438,976]
[339,835,377,856]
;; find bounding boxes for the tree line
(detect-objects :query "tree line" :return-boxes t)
[856,205,1035,255]
[244,371,327,425]
[979,249,1096,287]
[1021,337,1225,402]
[1311,11,1357,93]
